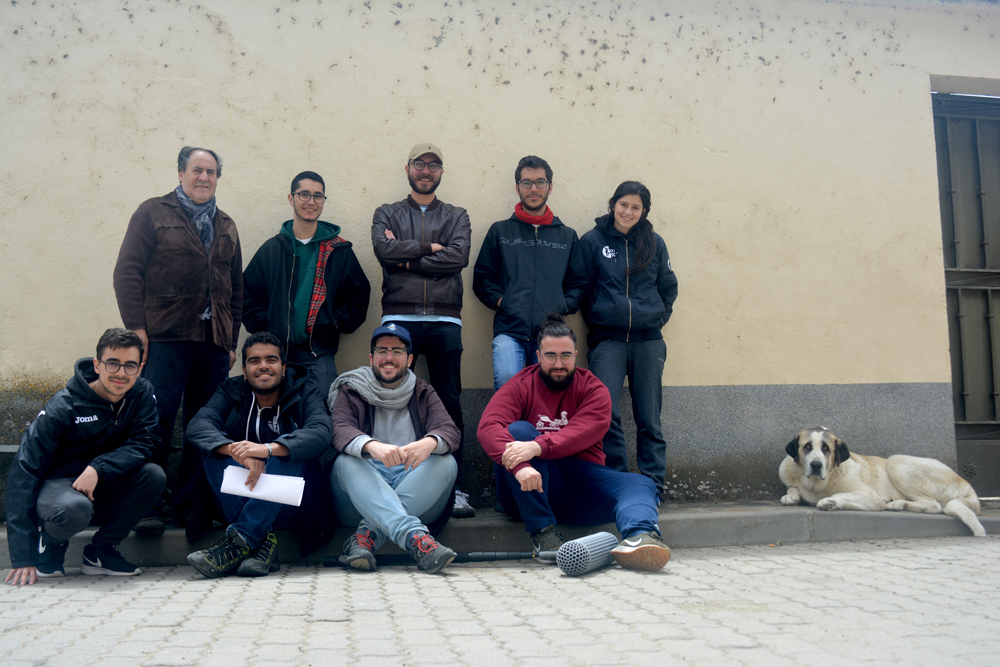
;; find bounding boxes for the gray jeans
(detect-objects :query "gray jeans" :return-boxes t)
[36,463,165,548]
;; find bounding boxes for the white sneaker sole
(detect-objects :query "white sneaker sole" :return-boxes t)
[611,544,671,572]
[81,563,141,576]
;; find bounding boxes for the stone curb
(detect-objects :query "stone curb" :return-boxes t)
[2,501,998,569]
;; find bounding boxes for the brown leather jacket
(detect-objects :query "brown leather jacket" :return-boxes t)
[371,195,471,319]
[114,192,243,350]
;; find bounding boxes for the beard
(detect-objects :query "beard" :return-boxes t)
[373,361,408,386]
[248,374,282,396]
[519,191,549,214]
[408,170,441,195]
[539,366,575,392]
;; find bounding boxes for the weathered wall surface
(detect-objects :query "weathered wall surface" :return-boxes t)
[2,0,998,501]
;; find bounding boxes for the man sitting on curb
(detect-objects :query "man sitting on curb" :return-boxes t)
[5,328,165,585]
[329,323,460,574]
[477,313,671,571]
[185,332,331,578]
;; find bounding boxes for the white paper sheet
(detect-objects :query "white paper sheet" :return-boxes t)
[221,466,305,507]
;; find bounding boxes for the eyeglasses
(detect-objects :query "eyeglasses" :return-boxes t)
[373,346,409,359]
[519,179,550,190]
[409,160,442,173]
[293,192,327,203]
[99,359,141,375]
[540,352,575,365]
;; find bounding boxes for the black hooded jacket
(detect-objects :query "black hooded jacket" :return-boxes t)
[473,213,587,341]
[186,363,332,461]
[579,214,679,348]
[6,358,158,568]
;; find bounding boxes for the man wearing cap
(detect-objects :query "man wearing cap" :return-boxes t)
[328,323,460,574]
[371,143,474,518]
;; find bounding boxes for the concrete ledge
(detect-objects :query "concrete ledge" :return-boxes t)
[3,501,998,569]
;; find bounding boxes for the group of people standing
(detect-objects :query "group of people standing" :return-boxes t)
[5,143,677,585]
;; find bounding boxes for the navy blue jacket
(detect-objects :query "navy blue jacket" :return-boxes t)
[6,359,158,568]
[579,214,678,348]
[473,214,587,341]
[186,363,332,462]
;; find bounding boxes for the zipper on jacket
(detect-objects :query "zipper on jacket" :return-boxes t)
[286,253,296,355]
[530,226,538,336]
[421,209,428,314]
[625,239,632,341]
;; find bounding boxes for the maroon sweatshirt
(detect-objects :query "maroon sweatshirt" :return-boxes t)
[477,364,611,475]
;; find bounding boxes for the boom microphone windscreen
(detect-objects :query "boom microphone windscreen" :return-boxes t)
[555,532,619,576]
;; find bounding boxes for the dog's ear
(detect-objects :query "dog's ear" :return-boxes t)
[833,437,850,466]
[785,438,800,462]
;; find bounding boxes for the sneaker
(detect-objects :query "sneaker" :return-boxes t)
[406,532,456,574]
[81,543,141,576]
[452,490,476,518]
[36,531,68,578]
[338,529,377,572]
[611,532,672,572]
[531,524,563,564]
[237,530,280,577]
[187,529,251,578]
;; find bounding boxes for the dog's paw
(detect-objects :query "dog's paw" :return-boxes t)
[780,494,798,506]
[817,498,838,511]
[884,500,906,511]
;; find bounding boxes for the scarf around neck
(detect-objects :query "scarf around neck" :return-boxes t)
[327,365,416,413]
[175,184,217,254]
[514,203,554,225]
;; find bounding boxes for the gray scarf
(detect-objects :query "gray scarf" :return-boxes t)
[175,184,216,254]
[328,366,416,413]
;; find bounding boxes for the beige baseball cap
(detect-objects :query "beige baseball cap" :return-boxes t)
[408,142,444,164]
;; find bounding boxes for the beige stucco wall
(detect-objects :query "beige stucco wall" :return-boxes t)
[2,0,998,393]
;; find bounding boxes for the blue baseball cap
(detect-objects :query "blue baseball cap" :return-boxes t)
[371,323,412,347]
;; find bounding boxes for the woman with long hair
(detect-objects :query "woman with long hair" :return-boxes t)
[579,181,678,497]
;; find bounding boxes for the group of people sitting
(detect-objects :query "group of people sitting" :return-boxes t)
[6,143,678,585]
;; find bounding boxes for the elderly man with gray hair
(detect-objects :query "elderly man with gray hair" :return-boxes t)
[113,146,244,534]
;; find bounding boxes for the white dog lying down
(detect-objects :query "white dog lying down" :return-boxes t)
[779,426,985,537]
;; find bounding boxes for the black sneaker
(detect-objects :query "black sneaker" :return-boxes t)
[611,532,672,572]
[81,543,141,576]
[133,514,165,538]
[237,530,280,577]
[406,532,456,574]
[187,529,251,578]
[339,529,377,572]
[531,524,563,564]
[36,531,68,578]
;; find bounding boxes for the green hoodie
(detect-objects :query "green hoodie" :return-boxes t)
[279,219,341,346]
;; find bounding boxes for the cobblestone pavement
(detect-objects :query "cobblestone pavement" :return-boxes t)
[3,536,999,666]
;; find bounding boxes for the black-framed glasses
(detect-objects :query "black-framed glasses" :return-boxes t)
[373,346,409,359]
[540,352,575,365]
[99,359,141,376]
[293,192,328,203]
[409,160,442,173]
[518,179,550,190]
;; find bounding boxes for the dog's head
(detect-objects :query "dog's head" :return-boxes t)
[785,426,850,480]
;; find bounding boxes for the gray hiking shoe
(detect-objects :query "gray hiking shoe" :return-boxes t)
[531,524,563,564]
[237,530,280,577]
[339,529,377,572]
[406,532,456,574]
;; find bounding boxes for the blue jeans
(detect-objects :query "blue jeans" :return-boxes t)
[492,334,536,390]
[587,338,667,494]
[202,455,304,548]
[330,454,457,550]
[495,422,660,537]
